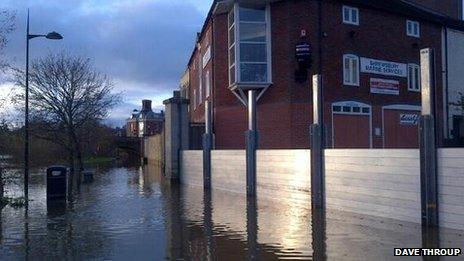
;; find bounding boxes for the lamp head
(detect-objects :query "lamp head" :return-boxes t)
[45,31,63,40]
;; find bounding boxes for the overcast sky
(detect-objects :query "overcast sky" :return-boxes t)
[0,0,211,126]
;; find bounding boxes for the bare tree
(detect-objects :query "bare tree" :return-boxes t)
[13,52,121,190]
[450,92,464,113]
[0,9,15,72]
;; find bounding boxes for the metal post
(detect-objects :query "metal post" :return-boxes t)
[246,196,258,259]
[311,75,325,209]
[24,10,30,202]
[203,191,213,258]
[246,90,258,197]
[203,100,212,189]
[311,208,327,261]
[419,48,438,227]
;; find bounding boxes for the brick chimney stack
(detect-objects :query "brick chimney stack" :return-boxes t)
[142,100,152,111]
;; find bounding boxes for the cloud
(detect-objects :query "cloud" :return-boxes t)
[1,0,210,124]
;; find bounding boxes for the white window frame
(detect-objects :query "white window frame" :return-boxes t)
[228,8,236,86]
[228,3,272,86]
[406,20,420,38]
[193,89,197,109]
[343,54,360,86]
[342,6,359,25]
[198,57,203,104]
[205,70,211,98]
[407,63,421,92]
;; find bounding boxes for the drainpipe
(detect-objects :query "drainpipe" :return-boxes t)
[444,27,449,140]
[177,101,182,181]
[318,0,322,75]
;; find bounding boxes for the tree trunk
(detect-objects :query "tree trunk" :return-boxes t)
[67,149,74,198]
[75,140,83,191]
[0,167,4,199]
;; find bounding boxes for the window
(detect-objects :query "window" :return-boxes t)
[332,102,370,115]
[343,54,359,86]
[199,75,203,103]
[406,20,420,37]
[343,6,359,25]
[198,58,203,103]
[193,89,197,109]
[228,4,271,85]
[228,8,236,85]
[408,63,420,92]
[205,70,211,98]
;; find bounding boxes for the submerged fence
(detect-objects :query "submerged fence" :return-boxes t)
[179,148,464,231]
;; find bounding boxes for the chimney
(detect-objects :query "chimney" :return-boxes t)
[142,100,152,111]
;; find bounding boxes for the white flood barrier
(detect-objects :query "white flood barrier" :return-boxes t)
[325,149,421,224]
[437,149,464,231]
[181,150,311,205]
[180,148,464,231]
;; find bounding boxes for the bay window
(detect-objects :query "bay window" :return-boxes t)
[228,4,271,86]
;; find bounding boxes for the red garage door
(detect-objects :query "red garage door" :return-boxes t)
[332,102,371,148]
[384,108,420,148]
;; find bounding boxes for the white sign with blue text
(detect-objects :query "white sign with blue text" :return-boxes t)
[361,58,407,78]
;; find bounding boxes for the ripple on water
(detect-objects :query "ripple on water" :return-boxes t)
[1,165,462,260]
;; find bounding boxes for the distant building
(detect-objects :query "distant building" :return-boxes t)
[126,100,164,138]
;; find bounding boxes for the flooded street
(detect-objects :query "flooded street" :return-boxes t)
[0,163,462,260]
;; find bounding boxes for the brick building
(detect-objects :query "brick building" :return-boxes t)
[184,0,464,149]
[126,100,164,138]
[405,0,463,20]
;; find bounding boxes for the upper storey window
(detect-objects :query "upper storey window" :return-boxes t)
[406,20,420,38]
[343,6,359,25]
[228,4,271,86]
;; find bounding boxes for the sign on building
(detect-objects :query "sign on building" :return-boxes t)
[400,114,419,125]
[361,58,407,77]
[370,78,400,95]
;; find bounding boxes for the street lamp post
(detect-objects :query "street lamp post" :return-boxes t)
[24,9,63,201]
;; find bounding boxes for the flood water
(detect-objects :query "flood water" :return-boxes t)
[0,163,463,260]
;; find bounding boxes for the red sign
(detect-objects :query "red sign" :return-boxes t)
[370,78,399,95]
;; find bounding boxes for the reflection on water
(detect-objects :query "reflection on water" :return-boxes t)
[0,162,463,260]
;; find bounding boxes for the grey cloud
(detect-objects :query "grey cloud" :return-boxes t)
[1,0,210,125]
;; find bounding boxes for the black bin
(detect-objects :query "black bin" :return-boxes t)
[46,166,67,200]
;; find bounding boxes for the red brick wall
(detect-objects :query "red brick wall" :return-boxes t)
[188,21,214,124]
[212,1,317,149]
[193,0,445,149]
[322,0,443,147]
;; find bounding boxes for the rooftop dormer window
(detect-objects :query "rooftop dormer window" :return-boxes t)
[228,4,271,87]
